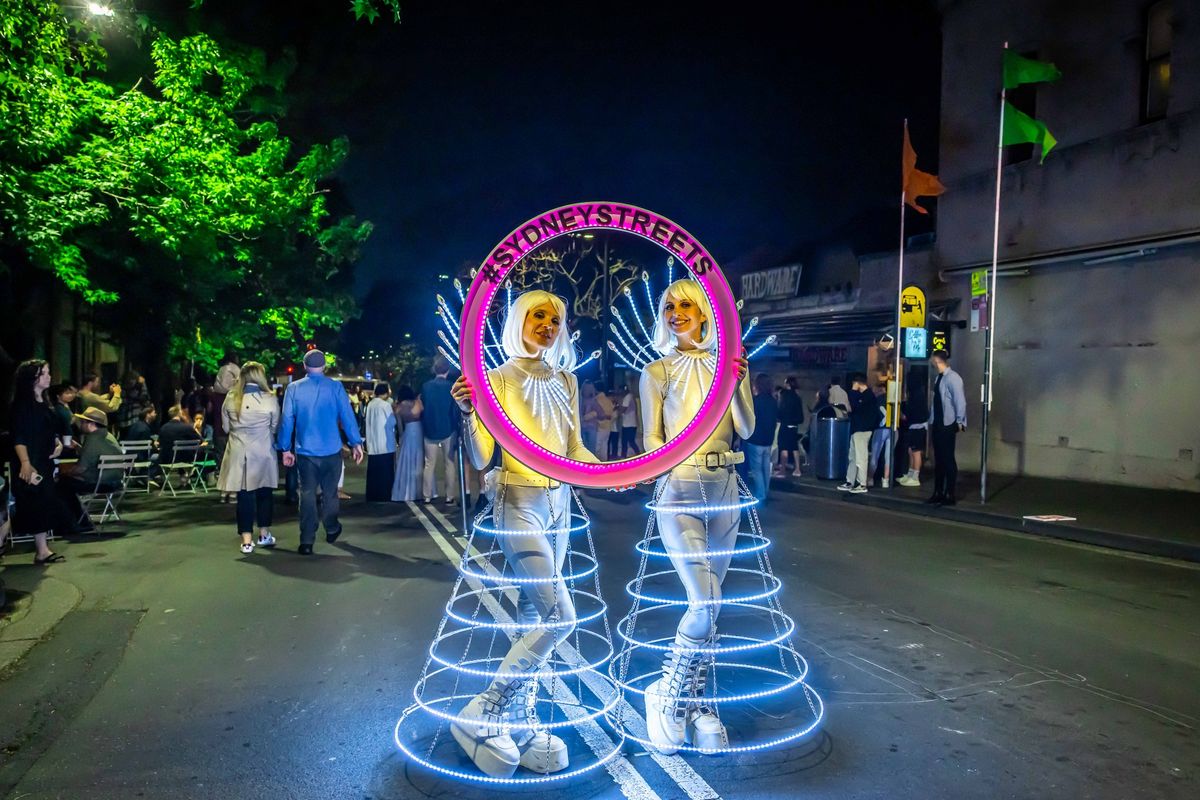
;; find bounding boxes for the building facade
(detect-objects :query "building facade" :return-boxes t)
[927,0,1200,491]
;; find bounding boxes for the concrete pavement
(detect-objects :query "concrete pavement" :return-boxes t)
[0,467,1196,799]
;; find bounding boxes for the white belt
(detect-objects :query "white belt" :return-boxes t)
[495,469,562,489]
[679,450,745,469]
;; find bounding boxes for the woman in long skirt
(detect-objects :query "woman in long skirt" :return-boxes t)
[391,386,424,502]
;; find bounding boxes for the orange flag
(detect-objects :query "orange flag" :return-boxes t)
[902,124,945,214]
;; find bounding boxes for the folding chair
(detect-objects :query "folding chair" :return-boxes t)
[193,444,216,493]
[121,439,155,493]
[160,441,203,497]
[76,453,137,527]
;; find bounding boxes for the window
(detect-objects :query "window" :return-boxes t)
[1142,1,1172,122]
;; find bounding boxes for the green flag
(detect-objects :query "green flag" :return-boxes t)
[1003,50,1062,89]
[1002,101,1057,162]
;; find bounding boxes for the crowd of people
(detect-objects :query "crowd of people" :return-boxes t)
[0,335,964,566]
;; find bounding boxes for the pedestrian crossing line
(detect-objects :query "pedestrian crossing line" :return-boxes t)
[406,502,664,800]
[418,501,724,800]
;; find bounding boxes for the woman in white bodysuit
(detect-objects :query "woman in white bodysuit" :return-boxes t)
[449,290,599,778]
[638,278,753,755]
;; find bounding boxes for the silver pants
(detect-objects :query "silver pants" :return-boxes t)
[656,468,739,641]
[495,483,576,663]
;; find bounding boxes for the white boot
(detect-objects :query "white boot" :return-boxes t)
[451,641,539,778]
[509,680,568,773]
[645,633,705,755]
[685,657,728,753]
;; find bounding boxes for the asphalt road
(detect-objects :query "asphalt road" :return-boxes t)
[1,467,1196,800]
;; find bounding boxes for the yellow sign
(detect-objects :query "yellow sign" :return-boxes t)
[900,285,926,328]
[971,269,989,297]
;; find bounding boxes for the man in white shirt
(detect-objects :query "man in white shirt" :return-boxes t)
[364,384,397,502]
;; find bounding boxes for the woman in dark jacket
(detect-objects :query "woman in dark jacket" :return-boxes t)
[8,360,75,563]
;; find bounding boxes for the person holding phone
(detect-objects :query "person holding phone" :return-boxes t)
[8,360,74,563]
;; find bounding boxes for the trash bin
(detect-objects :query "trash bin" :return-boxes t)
[811,415,850,480]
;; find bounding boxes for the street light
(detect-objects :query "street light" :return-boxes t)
[87,2,115,16]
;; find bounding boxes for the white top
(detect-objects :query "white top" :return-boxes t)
[639,348,754,476]
[827,384,850,419]
[620,392,638,427]
[463,358,598,481]
[365,396,396,454]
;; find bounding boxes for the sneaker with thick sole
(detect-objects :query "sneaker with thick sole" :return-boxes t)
[836,482,853,491]
[240,542,254,554]
[881,479,890,488]
[257,532,276,548]
[298,543,314,555]
[896,475,919,487]
[850,484,868,494]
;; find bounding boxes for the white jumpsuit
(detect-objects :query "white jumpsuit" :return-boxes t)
[462,357,598,663]
[639,348,755,642]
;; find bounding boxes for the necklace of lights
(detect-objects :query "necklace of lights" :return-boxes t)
[511,360,575,448]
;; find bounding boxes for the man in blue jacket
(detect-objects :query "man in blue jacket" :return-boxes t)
[278,349,364,554]
[927,350,967,506]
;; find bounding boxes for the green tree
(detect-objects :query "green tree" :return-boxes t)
[0,1,371,385]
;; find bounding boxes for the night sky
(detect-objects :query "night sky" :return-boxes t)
[196,0,942,353]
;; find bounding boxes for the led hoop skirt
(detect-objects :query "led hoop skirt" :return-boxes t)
[459,203,742,489]
[396,492,624,783]
[608,477,825,755]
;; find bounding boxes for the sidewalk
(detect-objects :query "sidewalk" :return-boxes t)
[773,469,1200,563]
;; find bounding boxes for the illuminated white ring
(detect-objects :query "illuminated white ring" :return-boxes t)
[604,679,824,754]
[457,550,598,585]
[408,677,621,733]
[613,607,797,654]
[611,658,812,705]
[395,703,625,784]
[634,532,770,559]
[460,203,742,489]
[428,627,614,679]
[445,587,608,631]
[472,513,592,538]
[645,496,760,514]
[624,568,782,606]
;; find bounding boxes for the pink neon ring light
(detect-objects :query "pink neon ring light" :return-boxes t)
[460,202,742,489]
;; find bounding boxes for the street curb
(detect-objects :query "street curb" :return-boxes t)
[0,575,83,674]
[772,477,1200,564]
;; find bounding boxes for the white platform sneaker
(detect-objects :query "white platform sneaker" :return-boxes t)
[645,633,707,755]
[684,658,728,753]
[509,680,568,774]
[451,642,540,778]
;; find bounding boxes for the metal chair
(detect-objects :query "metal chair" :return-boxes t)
[120,439,155,493]
[160,441,204,497]
[76,453,137,527]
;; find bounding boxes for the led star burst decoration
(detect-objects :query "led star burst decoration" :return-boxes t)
[605,261,777,371]
[607,474,825,755]
[395,490,625,784]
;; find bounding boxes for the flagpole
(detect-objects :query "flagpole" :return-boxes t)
[893,119,908,484]
[980,43,1008,504]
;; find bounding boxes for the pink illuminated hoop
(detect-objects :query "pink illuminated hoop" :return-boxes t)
[460,203,742,489]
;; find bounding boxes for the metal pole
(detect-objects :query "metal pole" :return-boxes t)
[981,43,1009,504]
[892,119,908,486]
[456,435,469,533]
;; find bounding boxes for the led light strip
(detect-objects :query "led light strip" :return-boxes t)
[614,614,798,655]
[634,532,771,558]
[624,568,782,606]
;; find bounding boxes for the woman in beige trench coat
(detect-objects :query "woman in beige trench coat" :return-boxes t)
[218,362,280,554]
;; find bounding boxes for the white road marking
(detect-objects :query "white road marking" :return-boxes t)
[407,502,663,800]
[423,502,723,800]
